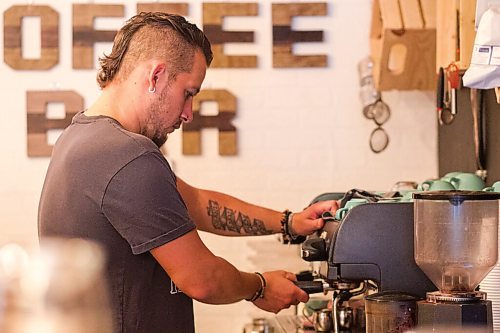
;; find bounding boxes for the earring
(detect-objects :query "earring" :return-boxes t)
[148,86,156,93]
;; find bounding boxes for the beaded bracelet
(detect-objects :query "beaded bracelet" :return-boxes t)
[281,210,306,244]
[280,210,293,244]
[246,272,266,302]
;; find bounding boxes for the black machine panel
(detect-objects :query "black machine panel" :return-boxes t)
[303,201,436,299]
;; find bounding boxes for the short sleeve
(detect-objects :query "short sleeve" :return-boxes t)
[102,152,195,254]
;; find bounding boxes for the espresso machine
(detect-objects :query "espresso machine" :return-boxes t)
[293,190,500,332]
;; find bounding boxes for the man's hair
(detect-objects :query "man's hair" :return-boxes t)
[96,12,213,89]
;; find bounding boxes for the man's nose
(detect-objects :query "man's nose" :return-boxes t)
[181,111,193,123]
[180,103,193,123]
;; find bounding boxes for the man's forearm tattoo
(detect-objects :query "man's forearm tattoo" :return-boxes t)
[207,200,273,235]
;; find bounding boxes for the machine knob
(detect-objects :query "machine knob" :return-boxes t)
[301,238,327,261]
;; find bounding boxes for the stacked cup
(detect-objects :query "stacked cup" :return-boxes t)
[483,181,500,193]
[418,172,486,192]
[448,173,486,191]
[418,179,455,191]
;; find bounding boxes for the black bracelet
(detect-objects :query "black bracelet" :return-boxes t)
[246,272,266,302]
[281,210,306,244]
[280,210,293,244]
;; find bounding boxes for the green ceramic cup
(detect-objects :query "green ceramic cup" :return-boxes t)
[483,181,500,192]
[335,198,368,220]
[441,171,463,182]
[419,179,455,191]
[450,173,485,191]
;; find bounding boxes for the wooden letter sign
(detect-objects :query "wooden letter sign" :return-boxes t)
[4,5,59,70]
[136,3,188,15]
[272,2,327,68]
[72,4,124,69]
[27,90,83,157]
[183,89,237,155]
[203,3,258,68]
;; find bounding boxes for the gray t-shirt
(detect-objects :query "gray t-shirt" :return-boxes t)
[38,111,196,332]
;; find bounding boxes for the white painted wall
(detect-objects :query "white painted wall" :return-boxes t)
[0,0,437,332]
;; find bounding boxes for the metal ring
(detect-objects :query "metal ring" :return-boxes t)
[363,103,376,119]
[372,100,391,126]
[369,126,389,153]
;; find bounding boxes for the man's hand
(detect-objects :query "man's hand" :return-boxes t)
[252,270,308,313]
[291,200,339,236]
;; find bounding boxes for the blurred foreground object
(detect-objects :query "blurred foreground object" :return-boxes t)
[0,238,113,333]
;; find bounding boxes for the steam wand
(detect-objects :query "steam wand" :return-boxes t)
[332,282,367,333]
[295,280,370,332]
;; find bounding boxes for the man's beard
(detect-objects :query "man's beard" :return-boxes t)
[151,131,167,148]
[142,93,170,148]
[145,114,168,148]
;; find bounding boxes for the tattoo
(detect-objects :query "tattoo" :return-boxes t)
[206,200,273,235]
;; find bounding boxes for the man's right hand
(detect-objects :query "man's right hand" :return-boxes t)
[251,270,308,313]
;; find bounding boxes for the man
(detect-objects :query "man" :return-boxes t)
[38,12,337,332]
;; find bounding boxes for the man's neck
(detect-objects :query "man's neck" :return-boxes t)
[85,87,140,133]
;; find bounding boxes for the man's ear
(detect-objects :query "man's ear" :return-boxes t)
[148,63,167,92]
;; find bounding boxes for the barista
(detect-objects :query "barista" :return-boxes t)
[38,12,338,332]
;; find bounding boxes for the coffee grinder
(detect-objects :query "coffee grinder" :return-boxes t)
[414,191,500,331]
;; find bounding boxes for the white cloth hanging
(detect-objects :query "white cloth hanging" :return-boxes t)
[463,4,500,89]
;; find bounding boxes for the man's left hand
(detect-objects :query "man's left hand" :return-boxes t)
[291,200,339,236]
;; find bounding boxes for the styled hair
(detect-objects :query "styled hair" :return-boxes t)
[96,12,213,89]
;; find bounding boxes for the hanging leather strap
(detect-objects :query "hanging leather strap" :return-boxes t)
[470,88,487,176]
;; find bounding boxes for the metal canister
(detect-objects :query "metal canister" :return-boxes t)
[313,309,333,332]
[337,305,353,330]
[365,291,417,333]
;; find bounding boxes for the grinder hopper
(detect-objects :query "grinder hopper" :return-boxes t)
[413,191,500,295]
